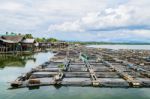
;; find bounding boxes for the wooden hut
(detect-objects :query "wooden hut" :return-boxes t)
[21,38,37,51]
[0,35,37,53]
[0,35,23,53]
[51,41,68,48]
[39,42,51,49]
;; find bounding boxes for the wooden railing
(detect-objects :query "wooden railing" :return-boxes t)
[0,47,8,53]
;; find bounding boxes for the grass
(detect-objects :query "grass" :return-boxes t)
[58,64,64,68]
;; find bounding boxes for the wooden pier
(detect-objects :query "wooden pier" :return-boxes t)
[10,46,150,89]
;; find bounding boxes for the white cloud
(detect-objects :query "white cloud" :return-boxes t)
[0,2,23,12]
[47,29,150,42]
[131,30,150,38]
[48,4,150,32]
[0,0,150,42]
[48,20,83,32]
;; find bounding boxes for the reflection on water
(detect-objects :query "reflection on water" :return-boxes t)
[0,51,150,99]
[0,51,54,83]
[0,54,36,68]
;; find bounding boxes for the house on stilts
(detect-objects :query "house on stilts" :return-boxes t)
[0,34,37,54]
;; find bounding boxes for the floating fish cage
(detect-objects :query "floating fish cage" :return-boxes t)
[10,46,150,89]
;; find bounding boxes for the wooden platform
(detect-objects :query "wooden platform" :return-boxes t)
[10,46,150,89]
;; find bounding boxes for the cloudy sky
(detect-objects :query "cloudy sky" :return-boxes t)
[0,0,150,42]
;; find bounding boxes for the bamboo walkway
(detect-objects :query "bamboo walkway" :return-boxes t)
[10,46,150,89]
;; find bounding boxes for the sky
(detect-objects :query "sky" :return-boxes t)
[0,0,150,42]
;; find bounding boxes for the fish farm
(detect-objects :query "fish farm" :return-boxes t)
[10,45,150,89]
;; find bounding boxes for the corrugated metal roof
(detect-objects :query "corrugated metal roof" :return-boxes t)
[21,39,35,43]
[0,38,18,43]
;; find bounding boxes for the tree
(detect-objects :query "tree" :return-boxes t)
[46,38,58,42]
[35,37,58,42]
[6,32,8,35]
[18,33,21,35]
[35,38,46,42]
[42,37,46,41]
[25,34,33,39]
[11,32,16,35]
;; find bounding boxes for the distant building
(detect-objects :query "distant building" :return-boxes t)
[51,41,68,48]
